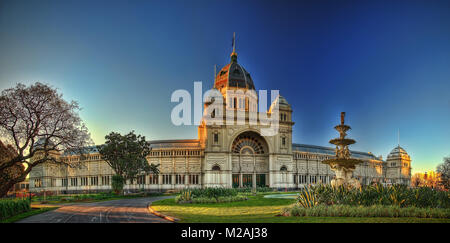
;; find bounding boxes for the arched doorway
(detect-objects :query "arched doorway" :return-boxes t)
[231,131,269,188]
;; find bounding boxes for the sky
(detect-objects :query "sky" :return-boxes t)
[0,0,449,174]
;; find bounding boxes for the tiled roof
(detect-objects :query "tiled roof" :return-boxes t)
[63,146,99,156]
[149,139,201,149]
[292,143,380,160]
[388,145,409,158]
[59,141,379,160]
[214,54,255,90]
[62,139,202,155]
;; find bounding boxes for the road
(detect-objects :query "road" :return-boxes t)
[17,196,173,223]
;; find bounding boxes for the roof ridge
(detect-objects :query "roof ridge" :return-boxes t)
[148,139,200,144]
[292,143,376,157]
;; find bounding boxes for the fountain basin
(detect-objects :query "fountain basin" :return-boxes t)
[329,138,355,146]
[322,158,362,169]
[334,124,351,132]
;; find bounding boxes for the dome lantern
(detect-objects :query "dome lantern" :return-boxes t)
[387,145,410,159]
[213,33,255,92]
[230,51,238,63]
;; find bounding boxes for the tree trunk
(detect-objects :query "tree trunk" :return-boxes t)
[0,179,16,198]
[0,169,29,198]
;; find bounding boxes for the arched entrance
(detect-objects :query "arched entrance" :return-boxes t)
[231,131,269,188]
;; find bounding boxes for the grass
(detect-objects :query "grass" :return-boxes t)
[151,194,450,223]
[32,192,166,205]
[0,207,58,223]
[284,204,450,218]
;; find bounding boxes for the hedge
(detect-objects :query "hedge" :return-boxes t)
[175,195,248,204]
[282,204,450,218]
[0,199,31,220]
[309,184,450,208]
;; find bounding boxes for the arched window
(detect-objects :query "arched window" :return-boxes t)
[214,133,219,144]
[280,165,288,172]
[241,147,254,155]
[231,131,268,154]
[212,165,221,171]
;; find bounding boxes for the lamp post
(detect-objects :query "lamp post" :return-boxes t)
[65,163,69,194]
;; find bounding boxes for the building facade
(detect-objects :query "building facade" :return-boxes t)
[29,50,412,193]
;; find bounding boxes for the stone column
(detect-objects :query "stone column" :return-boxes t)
[239,173,243,188]
[253,155,256,189]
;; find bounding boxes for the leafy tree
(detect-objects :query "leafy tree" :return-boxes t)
[0,83,91,197]
[111,174,125,194]
[97,131,159,194]
[436,157,450,190]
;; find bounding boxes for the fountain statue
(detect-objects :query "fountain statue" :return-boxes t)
[322,112,362,188]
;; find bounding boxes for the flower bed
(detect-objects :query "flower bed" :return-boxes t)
[281,184,450,219]
[309,184,449,208]
[175,188,250,204]
[282,204,450,218]
[176,195,248,204]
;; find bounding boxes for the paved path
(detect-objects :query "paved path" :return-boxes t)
[17,196,173,223]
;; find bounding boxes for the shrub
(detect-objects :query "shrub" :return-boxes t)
[191,197,218,204]
[235,187,272,193]
[296,186,318,208]
[308,184,450,208]
[175,190,193,203]
[111,175,124,194]
[180,188,238,199]
[189,195,247,204]
[0,199,31,220]
[217,195,247,203]
[180,190,192,201]
[175,188,248,204]
[283,204,450,218]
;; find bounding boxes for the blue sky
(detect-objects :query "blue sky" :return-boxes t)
[0,0,449,173]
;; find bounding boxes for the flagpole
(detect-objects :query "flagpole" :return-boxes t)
[233,32,236,53]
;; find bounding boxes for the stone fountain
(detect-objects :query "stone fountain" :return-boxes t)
[322,112,362,188]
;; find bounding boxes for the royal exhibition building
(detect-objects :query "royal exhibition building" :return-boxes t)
[29,50,412,194]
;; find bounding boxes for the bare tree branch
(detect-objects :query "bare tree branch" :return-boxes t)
[0,82,92,197]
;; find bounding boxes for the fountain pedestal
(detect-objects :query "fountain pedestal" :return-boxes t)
[322,112,362,189]
[328,163,361,188]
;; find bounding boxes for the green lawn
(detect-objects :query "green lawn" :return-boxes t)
[151,195,450,223]
[32,192,167,205]
[1,207,58,223]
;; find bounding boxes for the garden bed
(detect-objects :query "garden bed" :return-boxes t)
[176,195,248,204]
[152,185,450,222]
[281,184,450,219]
[152,194,450,223]
[174,188,273,204]
[282,204,450,218]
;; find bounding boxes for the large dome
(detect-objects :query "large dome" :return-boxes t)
[277,95,289,106]
[269,94,290,113]
[214,52,255,91]
[387,145,410,158]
